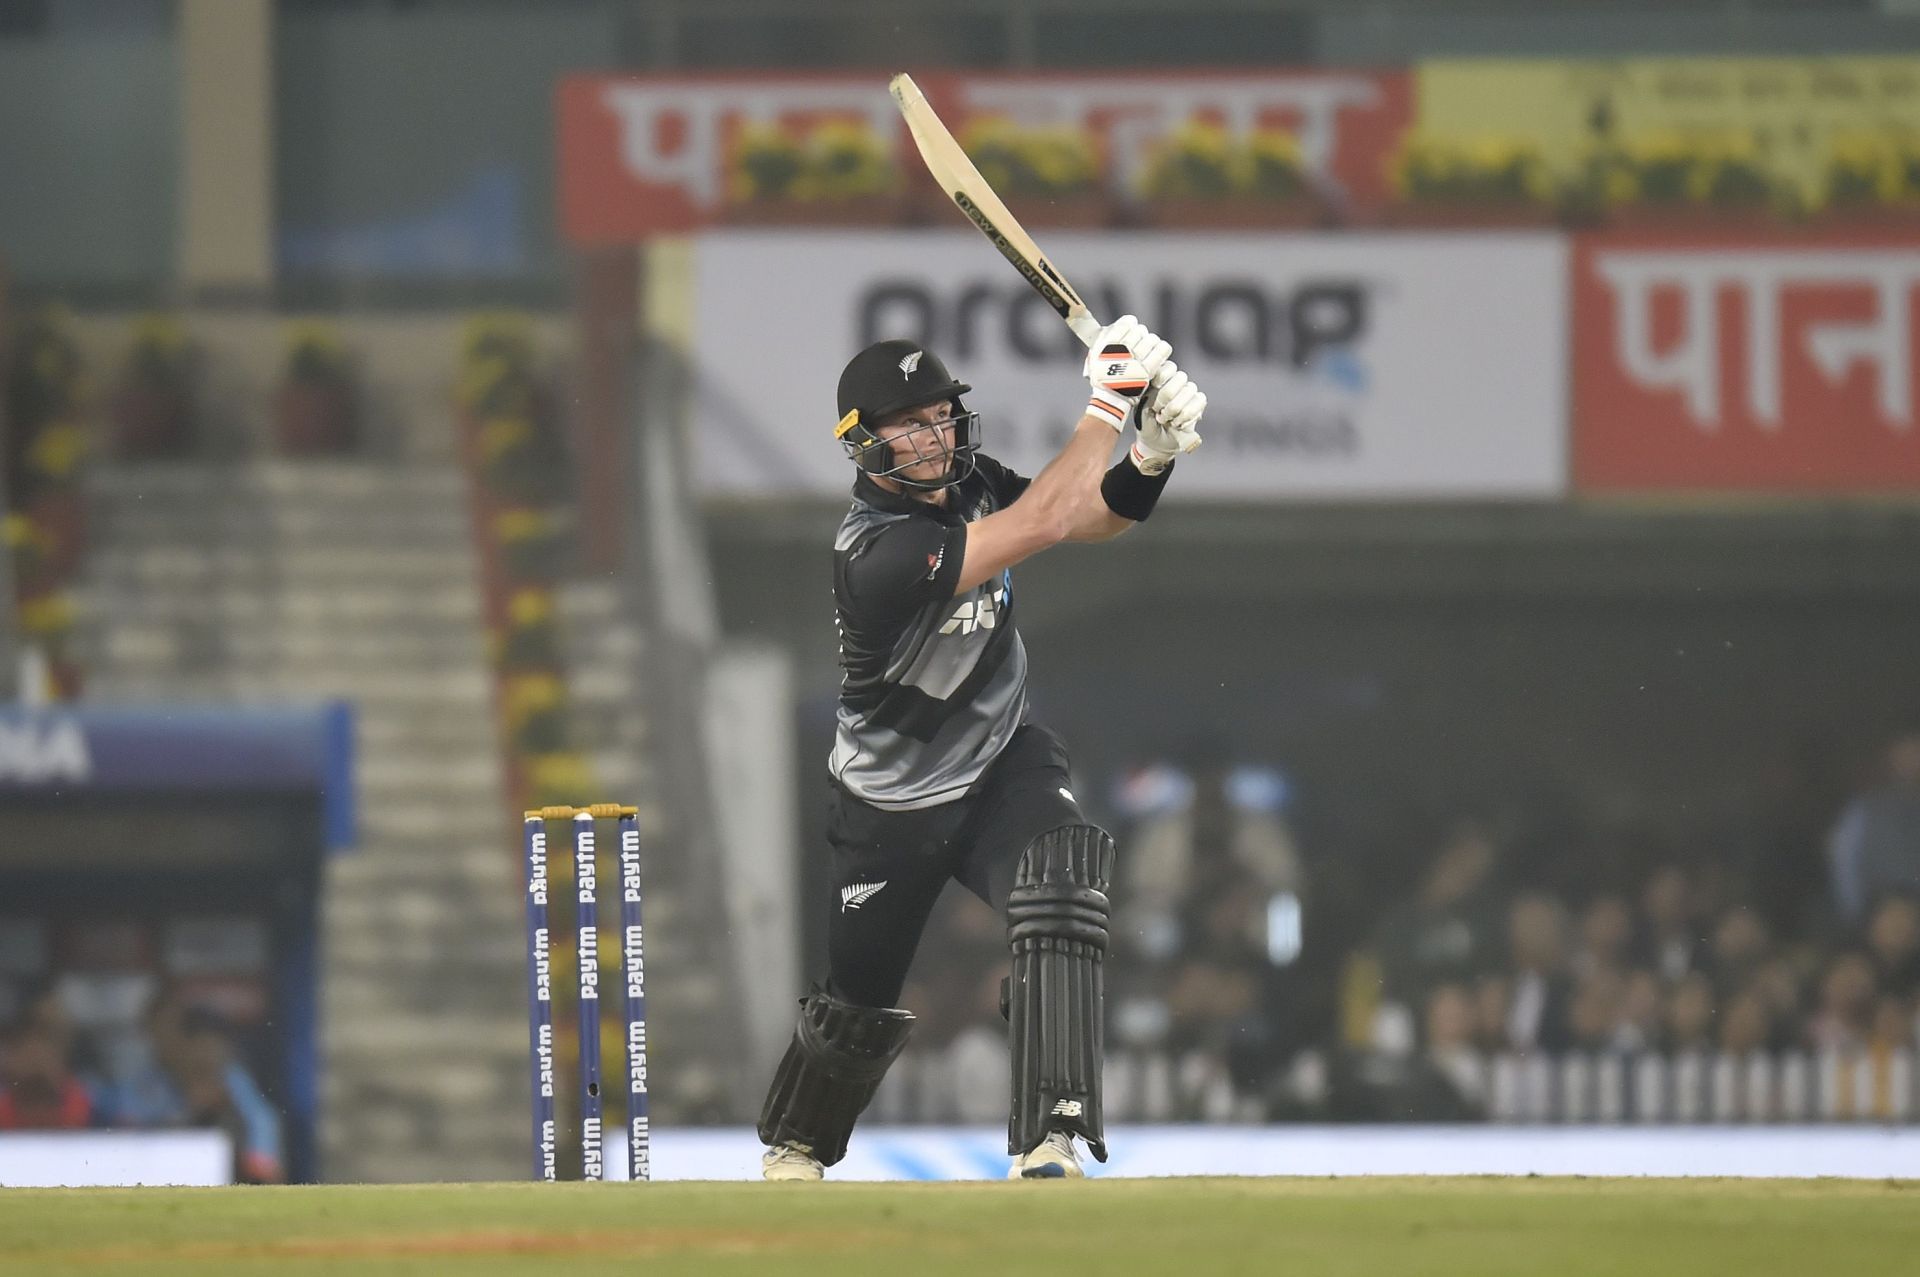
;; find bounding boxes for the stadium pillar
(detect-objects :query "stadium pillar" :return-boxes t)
[177,0,275,301]
[574,247,641,573]
[0,257,16,702]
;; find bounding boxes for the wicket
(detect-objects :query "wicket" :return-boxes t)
[523,803,649,1182]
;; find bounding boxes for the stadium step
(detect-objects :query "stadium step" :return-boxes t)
[76,452,715,1177]
[87,546,487,587]
[326,850,514,898]
[357,804,504,845]
[85,585,485,626]
[76,457,535,1185]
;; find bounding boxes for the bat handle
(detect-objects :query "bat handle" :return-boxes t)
[1067,312,1103,350]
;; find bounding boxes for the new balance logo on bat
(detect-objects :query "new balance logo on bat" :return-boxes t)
[841,881,888,912]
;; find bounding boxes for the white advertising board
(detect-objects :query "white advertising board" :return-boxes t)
[687,232,1568,501]
[611,1124,1920,1182]
[0,1130,232,1186]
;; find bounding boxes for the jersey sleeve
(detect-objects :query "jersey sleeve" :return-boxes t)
[841,519,969,621]
[973,453,1032,506]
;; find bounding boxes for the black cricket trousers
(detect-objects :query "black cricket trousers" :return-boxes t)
[823,722,1085,1009]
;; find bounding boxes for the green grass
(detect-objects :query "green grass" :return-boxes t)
[1,1179,1917,1276]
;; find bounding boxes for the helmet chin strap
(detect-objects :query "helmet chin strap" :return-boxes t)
[889,443,979,492]
[889,461,970,492]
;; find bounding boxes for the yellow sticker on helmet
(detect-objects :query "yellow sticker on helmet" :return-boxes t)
[834,409,861,439]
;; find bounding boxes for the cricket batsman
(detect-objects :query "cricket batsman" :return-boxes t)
[756,316,1206,1180]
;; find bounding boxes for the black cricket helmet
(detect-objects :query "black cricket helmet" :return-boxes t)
[834,339,980,490]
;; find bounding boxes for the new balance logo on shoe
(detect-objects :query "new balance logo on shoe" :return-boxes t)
[840,881,888,912]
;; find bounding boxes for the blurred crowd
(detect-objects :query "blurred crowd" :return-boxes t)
[890,728,1920,1122]
[1335,729,1920,1120]
[0,981,283,1182]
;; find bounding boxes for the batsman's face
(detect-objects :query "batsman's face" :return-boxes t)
[876,402,955,483]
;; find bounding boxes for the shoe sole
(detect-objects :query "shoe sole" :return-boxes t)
[1008,1160,1083,1179]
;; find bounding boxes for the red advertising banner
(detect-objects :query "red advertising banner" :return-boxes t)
[1573,232,1920,492]
[558,71,903,244]
[557,69,1410,244]
[949,69,1413,215]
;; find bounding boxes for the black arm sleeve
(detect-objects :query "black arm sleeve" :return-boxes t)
[841,521,969,621]
[1100,454,1174,522]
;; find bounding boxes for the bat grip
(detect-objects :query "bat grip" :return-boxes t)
[1067,313,1103,350]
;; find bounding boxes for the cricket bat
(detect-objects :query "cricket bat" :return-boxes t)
[888,73,1105,351]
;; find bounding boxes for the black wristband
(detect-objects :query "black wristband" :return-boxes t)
[1100,453,1174,523]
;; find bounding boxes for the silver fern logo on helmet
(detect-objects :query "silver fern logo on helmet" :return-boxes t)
[898,350,924,378]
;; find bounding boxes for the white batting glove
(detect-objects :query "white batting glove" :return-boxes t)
[1130,363,1205,474]
[1083,314,1173,432]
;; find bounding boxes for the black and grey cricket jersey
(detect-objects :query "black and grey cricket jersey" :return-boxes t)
[829,455,1032,811]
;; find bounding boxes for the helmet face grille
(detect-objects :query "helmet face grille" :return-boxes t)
[840,408,982,491]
